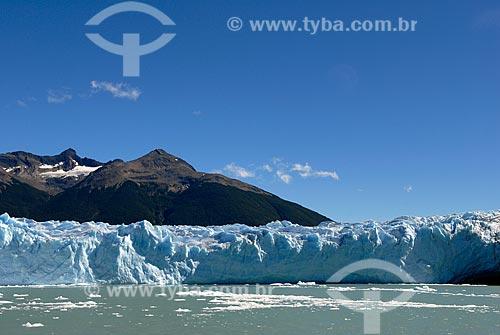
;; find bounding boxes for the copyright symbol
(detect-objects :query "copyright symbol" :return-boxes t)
[227,17,243,31]
[84,285,100,297]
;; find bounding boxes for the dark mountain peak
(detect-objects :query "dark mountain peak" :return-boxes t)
[4,150,35,162]
[56,149,79,170]
[78,149,199,190]
[53,149,101,168]
[59,148,77,158]
[142,149,180,160]
[135,149,197,172]
[150,148,168,156]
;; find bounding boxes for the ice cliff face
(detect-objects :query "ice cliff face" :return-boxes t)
[0,212,499,285]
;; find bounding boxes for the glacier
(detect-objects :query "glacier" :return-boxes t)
[0,211,499,285]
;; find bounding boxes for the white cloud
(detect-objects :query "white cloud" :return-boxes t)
[16,97,36,108]
[262,164,273,172]
[220,159,338,185]
[16,100,28,108]
[223,163,255,178]
[313,171,340,180]
[474,8,500,30]
[47,89,72,104]
[271,157,283,165]
[291,163,313,177]
[90,81,141,101]
[192,110,202,117]
[276,170,292,184]
[404,185,413,193]
[291,163,339,180]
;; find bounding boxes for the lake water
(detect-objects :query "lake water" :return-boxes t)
[0,284,499,334]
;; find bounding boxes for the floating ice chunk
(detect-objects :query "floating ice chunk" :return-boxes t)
[155,293,168,297]
[415,285,438,292]
[22,322,44,328]
[54,296,69,301]
[175,308,191,313]
[297,281,317,286]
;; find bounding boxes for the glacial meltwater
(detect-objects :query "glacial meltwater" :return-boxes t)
[0,284,498,334]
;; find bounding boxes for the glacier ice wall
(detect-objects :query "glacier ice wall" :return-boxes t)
[0,212,499,285]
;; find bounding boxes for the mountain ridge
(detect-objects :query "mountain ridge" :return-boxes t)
[0,149,330,226]
[0,148,103,193]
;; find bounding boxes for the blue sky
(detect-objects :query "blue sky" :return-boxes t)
[1,0,499,222]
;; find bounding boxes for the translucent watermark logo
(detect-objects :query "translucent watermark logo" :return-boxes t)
[83,284,102,298]
[326,259,416,334]
[227,17,244,31]
[85,1,176,77]
[83,284,277,300]
[227,17,418,34]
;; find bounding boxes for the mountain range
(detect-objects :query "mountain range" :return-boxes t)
[0,149,330,226]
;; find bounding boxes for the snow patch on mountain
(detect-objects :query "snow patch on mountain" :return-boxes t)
[39,160,101,179]
[0,211,498,285]
[2,166,22,173]
[39,162,64,169]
